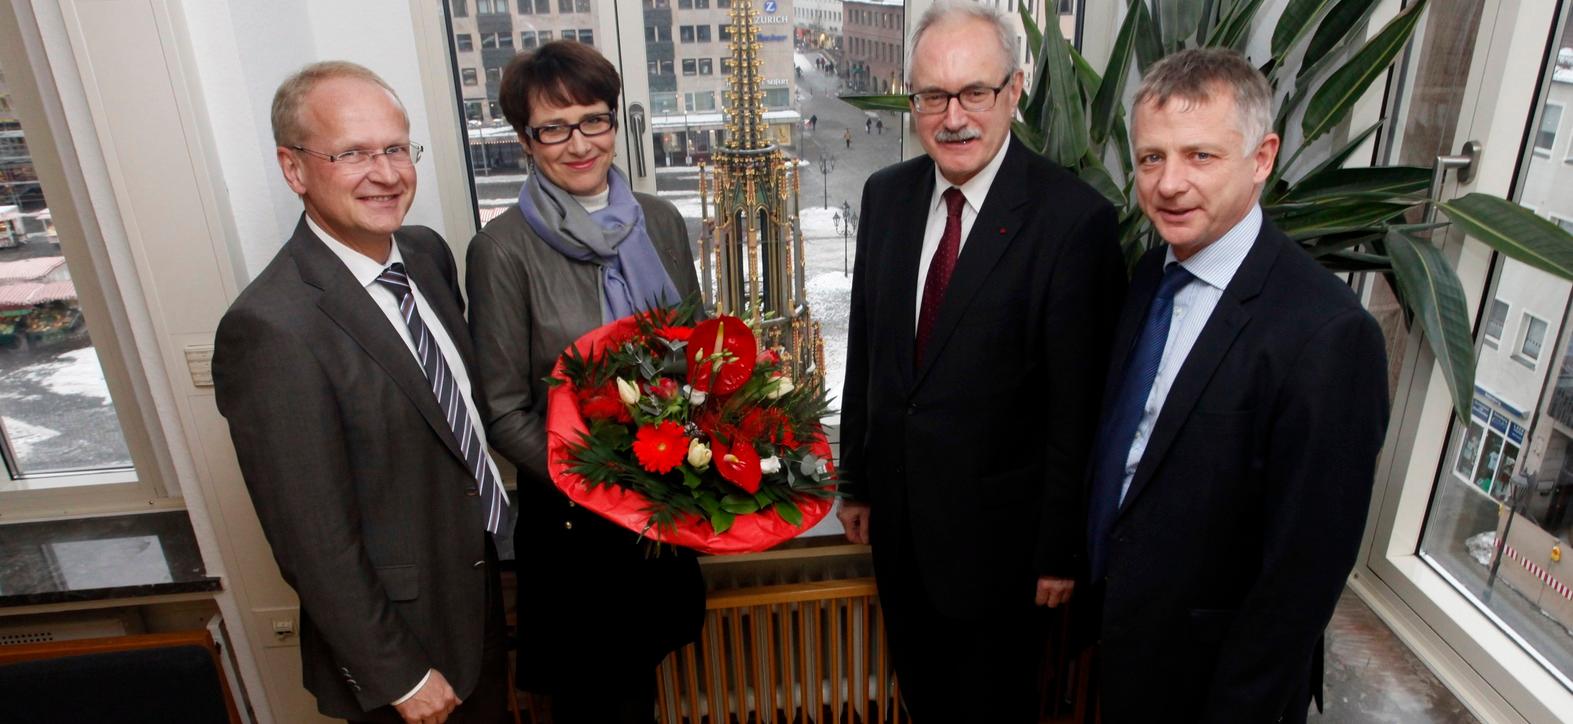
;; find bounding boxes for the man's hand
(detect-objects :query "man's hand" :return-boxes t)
[393,669,460,724]
[837,500,871,545]
[1035,577,1074,608]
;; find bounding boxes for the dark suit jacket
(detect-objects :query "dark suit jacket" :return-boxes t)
[465,195,705,691]
[213,218,494,721]
[1093,221,1389,723]
[840,136,1127,617]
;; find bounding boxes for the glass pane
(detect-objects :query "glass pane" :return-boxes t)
[0,58,134,489]
[1417,11,1573,690]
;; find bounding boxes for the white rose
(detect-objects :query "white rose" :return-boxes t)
[760,455,782,474]
[687,439,713,468]
[616,377,640,405]
[683,384,707,406]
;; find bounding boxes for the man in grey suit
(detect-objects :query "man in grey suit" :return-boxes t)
[213,62,510,724]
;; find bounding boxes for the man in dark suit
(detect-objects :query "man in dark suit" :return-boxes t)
[835,4,1125,721]
[1086,48,1390,723]
[213,62,510,724]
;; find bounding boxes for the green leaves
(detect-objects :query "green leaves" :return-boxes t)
[1385,228,1475,423]
[1157,0,1205,51]
[1272,0,1336,59]
[1041,9,1091,167]
[1434,193,1573,280]
[1091,0,1144,146]
[1280,166,1430,203]
[1303,0,1384,79]
[1302,0,1428,146]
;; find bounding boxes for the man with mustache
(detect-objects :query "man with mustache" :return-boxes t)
[836,2,1124,720]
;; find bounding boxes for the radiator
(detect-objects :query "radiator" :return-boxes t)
[654,578,902,724]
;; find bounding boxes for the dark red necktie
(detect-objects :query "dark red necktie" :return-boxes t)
[916,187,965,364]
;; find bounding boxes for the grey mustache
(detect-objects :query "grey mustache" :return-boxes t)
[934,127,982,142]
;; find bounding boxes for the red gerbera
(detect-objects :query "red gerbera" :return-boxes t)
[713,438,762,493]
[632,421,688,474]
[655,326,693,342]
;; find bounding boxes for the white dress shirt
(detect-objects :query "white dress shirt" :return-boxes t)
[914,138,1012,328]
[1118,204,1261,503]
[305,215,503,706]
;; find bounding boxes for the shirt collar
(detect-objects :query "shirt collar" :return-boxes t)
[1165,204,1261,291]
[931,135,1012,216]
[305,213,404,289]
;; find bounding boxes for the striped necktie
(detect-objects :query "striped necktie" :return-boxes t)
[375,263,512,535]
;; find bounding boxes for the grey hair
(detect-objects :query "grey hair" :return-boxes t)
[271,61,406,147]
[904,0,1019,88]
[1132,48,1273,153]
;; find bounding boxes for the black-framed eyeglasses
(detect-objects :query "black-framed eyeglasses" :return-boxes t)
[908,76,1013,115]
[525,112,618,145]
[291,142,424,167]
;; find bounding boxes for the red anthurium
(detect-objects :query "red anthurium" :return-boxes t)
[713,439,762,493]
[632,421,688,474]
[687,316,757,395]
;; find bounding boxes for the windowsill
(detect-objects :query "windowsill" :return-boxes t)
[1512,353,1539,370]
[0,510,219,610]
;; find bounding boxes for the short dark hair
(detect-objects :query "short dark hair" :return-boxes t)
[499,41,621,138]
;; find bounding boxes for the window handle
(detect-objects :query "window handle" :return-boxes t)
[1427,140,1480,225]
[627,104,648,179]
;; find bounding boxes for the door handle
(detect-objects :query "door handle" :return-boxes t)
[1426,140,1480,224]
[627,103,648,179]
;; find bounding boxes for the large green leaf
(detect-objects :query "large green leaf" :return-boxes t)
[1302,0,1428,146]
[1282,166,1430,203]
[1134,1,1166,73]
[1302,0,1384,80]
[1385,228,1475,422]
[1272,0,1336,59]
[1159,0,1206,51]
[1272,199,1410,239]
[1078,151,1128,207]
[1019,3,1047,120]
[1436,193,1573,280]
[1041,14,1091,167]
[840,94,910,113]
[1208,0,1268,51]
[1318,249,1393,272]
[1275,119,1384,191]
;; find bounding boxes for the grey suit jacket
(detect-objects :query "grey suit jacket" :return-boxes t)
[213,217,494,721]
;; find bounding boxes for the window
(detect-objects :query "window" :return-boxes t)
[763,87,789,108]
[558,0,573,11]
[486,67,502,83]
[697,25,711,43]
[695,0,709,7]
[719,24,732,41]
[698,58,713,75]
[577,29,594,46]
[649,25,672,42]
[652,93,679,114]
[1059,0,1075,13]
[1519,314,1549,364]
[0,57,135,490]
[481,32,513,50]
[521,31,537,49]
[1485,299,1509,344]
[576,0,591,11]
[519,0,534,13]
[679,0,692,7]
[538,30,552,43]
[477,0,504,12]
[684,91,716,112]
[682,58,697,75]
[681,25,695,43]
[534,0,551,13]
[1535,103,1562,154]
[461,67,479,86]
[463,100,484,123]
[561,29,577,42]
[453,0,468,15]
[456,34,474,52]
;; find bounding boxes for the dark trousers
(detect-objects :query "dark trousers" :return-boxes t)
[350,548,510,724]
[878,527,1047,724]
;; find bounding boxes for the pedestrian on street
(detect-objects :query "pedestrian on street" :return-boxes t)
[844,129,852,149]
[865,117,872,133]
[810,114,818,130]
[877,119,884,134]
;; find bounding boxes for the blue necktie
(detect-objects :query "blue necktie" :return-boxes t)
[1088,262,1194,580]
[376,263,513,536]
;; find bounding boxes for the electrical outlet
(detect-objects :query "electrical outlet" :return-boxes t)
[251,607,299,648]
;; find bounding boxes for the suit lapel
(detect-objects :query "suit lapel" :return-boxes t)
[290,218,468,465]
[890,164,935,390]
[1118,224,1285,515]
[912,138,1029,389]
[398,232,478,379]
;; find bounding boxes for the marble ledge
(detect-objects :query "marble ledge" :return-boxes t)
[0,510,220,609]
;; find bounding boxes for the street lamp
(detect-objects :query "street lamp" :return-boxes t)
[833,200,858,276]
[817,153,835,210]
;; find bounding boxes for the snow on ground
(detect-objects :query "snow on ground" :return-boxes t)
[17,348,114,404]
[805,272,852,408]
[2,416,59,458]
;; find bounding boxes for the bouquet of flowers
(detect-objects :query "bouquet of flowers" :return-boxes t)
[544,301,838,554]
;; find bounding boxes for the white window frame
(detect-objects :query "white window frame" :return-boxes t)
[1514,312,1548,366]
[1484,298,1509,346]
[1533,101,1561,157]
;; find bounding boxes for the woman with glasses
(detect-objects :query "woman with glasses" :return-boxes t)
[464,41,704,724]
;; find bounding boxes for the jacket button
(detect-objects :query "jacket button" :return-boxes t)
[907,403,918,415]
[567,500,576,507]
[472,559,485,568]
[563,520,574,530]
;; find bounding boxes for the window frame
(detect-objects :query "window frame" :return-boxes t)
[1515,312,1548,366]
[1484,298,1509,346]
[1534,101,1562,157]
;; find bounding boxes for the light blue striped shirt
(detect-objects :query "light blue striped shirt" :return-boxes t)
[1119,204,1262,503]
